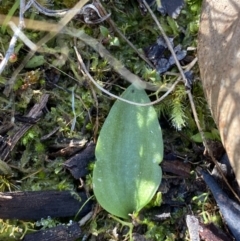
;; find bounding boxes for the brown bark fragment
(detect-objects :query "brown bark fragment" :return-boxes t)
[162,159,191,177]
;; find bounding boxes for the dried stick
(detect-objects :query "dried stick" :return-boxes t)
[8,21,37,51]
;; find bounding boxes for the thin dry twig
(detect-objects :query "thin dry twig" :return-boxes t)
[8,21,37,51]
[74,48,100,141]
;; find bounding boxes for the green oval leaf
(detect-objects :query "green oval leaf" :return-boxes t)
[93,84,163,219]
[25,55,45,68]
[99,25,109,38]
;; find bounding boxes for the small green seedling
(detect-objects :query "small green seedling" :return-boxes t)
[93,84,163,238]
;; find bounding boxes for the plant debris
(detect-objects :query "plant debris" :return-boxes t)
[144,36,187,74]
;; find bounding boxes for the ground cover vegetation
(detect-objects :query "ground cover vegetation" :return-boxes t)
[0,0,232,240]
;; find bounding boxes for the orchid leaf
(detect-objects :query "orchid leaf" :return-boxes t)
[93,84,163,219]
